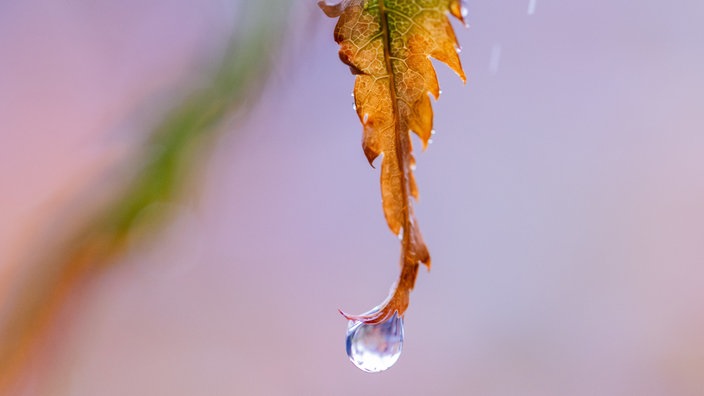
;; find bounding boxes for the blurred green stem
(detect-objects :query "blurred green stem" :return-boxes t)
[0,2,290,391]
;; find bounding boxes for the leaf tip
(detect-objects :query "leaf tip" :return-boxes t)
[450,0,469,26]
[423,258,432,271]
[339,308,352,320]
[318,1,344,18]
[363,146,379,168]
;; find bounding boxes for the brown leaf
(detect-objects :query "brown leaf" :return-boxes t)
[320,0,466,324]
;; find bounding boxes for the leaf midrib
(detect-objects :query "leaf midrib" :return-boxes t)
[377,0,411,243]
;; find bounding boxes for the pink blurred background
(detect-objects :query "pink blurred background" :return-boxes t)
[1,0,704,395]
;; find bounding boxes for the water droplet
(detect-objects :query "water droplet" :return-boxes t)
[346,312,404,373]
[352,103,357,111]
[461,5,468,17]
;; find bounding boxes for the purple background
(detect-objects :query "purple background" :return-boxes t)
[1,1,704,395]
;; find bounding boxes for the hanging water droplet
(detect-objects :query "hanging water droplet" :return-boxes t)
[346,312,404,373]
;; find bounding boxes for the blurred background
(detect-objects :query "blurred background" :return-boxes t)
[1,0,704,395]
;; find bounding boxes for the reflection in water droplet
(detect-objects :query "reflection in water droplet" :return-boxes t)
[346,312,404,373]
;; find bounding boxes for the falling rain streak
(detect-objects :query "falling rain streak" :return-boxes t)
[489,44,502,75]
[528,0,537,15]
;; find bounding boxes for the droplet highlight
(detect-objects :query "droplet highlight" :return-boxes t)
[346,312,404,373]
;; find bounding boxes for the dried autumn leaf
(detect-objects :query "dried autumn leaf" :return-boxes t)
[320,0,467,324]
